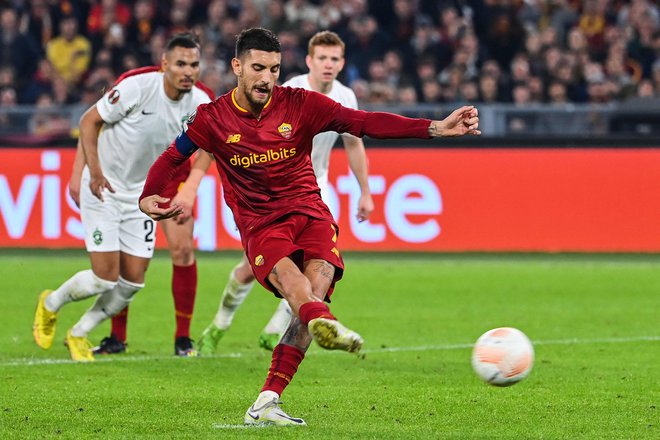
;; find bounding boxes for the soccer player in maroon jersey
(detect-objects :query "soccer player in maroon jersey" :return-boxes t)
[139,28,480,426]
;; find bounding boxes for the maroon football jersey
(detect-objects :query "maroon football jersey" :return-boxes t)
[183,85,431,233]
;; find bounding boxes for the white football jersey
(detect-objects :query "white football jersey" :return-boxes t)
[283,74,358,188]
[93,71,211,195]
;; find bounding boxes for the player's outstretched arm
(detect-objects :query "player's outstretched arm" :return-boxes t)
[428,106,481,137]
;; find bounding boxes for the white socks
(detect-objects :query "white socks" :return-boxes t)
[45,269,117,312]
[70,277,143,337]
[213,269,254,329]
[263,299,292,335]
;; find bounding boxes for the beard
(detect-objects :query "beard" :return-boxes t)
[244,83,271,106]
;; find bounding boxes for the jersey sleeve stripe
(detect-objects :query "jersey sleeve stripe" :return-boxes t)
[113,66,161,86]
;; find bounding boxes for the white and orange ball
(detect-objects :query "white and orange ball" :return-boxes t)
[471,327,534,386]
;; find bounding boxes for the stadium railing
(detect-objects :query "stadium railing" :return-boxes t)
[1,100,659,146]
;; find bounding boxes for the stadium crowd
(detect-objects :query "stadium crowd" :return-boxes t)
[0,0,658,133]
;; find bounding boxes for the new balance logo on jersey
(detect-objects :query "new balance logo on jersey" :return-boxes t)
[226,134,241,143]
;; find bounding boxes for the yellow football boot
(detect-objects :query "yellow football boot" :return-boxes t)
[65,330,95,362]
[33,290,57,349]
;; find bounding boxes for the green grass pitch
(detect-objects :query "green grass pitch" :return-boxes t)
[1,250,658,439]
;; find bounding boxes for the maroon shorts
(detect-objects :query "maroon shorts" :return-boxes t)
[244,213,344,300]
[161,160,192,199]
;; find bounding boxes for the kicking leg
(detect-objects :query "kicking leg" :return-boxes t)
[245,257,361,426]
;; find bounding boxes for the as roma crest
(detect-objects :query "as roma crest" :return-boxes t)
[278,123,292,139]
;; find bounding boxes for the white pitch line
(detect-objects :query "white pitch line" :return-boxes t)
[1,335,657,367]
[211,423,268,430]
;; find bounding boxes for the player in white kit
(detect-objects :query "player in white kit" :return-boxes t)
[197,31,374,355]
[33,34,212,361]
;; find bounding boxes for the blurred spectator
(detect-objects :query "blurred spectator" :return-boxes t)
[350,78,370,102]
[478,74,501,103]
[483,2,525,69]
[389,0,417,50]
[22,59,55,104]
[19,0,54,49]
[458,81,479,103]
[29,92,71,136]
[524,31,543,74]
[199,64,224,97]
[510,53,532,84]
[284,0,319,28]
[278,30,306,80]
[436,4,465,50]
[317,0,342,30]
[528,76,544,102]
[577,0,610,61]
[125,0,157,63]
[0,86,29,133]
[420,78,441,103]
[46,15,91,87]
[263,0,289,34]
[0,7,40,96]
[345,14,391,81]
[168,4,193,35]
[397,83,418,104]
[367,82,396,104]
[586,72,614,104]
[0,0,655,117]
[512,83,532,106]
[635,79,655,98]
[382,49,411,88]
[548,81,569,105]
[407,14,450,72]
[87,0,131,36]
[148,30,167,66]
[367,59,387,83]
[215,18,240,67]
[0,66,15,89]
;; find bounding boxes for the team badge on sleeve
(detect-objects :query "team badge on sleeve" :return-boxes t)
[183,110,197,132]
[278,123,292,139]
[108,89,120,104]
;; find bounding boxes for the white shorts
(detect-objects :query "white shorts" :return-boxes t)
[80,175,157,258]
